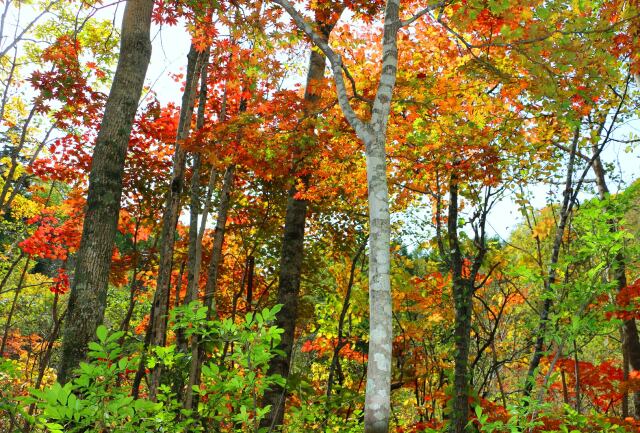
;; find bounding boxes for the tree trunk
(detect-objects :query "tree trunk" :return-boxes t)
[183,163,235,411]
[361,129,393,433]
[184,49,211,308]
[591,145,640,417]
[0,104,37,208]
[148,44,204,399]
[327,240,366,401]
[178,50,210,356]
[260,187,309,429]
[260,26,331,430]
[524,128,579,396]
[269,1,403,430]
[447,177,474,433]
[360,3,401,430]
[203,164,236,319]
[58,0,153,383]
[184,152,203,306]
[119,219,141,335]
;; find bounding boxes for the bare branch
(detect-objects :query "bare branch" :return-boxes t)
[0,0,63,58]
[400,1,448,27]
[342,62,373,104]
[270,0,366,135]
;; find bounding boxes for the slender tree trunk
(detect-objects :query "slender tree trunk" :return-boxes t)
[327,240,366,400]
[119,219,141,335]
[0,46,18,123]
[183,163,235,411]
[246,255,255,312]
[184,153,203,301]
[178,52,210,356]
[490,340,508,409]
[591,145,640,417]
[447,177,474,433]
[183,76,237,410]
[0,104,37,208]
[2,125,53,215]
[359,3,401,430]
[0,257,30,356]
[622,328,630,418]
[203,164,235,319]
[148,45,204,399]
[524,128,579,396]
[573,340,581,413]
[57,0,154,383]
[184,49,211,308]
[269,1,404,430]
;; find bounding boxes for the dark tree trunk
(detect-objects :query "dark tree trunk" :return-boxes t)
[184,49,211,308]
[260,188,309,430]
[203,164,235,319]
[183,163,235,411]
[148,44,204,399]
[119,219,141,335]
[260,23,333,430]
[447,177,473,433]
[591,145,640,417]
[178,50,210,357]
[58,0,154,383]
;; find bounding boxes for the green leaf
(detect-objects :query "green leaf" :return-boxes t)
[96,325,108,343]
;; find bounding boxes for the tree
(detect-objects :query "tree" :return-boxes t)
[260,5,344,429]
[268,0,423,429]
[58,0,154,383]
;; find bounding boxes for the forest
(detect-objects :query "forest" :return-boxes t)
[1,0,640,432]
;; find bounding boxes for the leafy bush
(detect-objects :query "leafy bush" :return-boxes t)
[26,304,284,433]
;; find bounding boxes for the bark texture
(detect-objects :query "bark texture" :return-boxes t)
[184,49,211,308]
[58,0,153,383]
[260,187,309,429]
[260,22,332,431]
[445,174,489,433]
[148,44,204,399]
[447,178,473,433]
[269,0,417,430]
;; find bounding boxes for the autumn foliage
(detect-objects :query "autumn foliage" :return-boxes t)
[2,0,640,432]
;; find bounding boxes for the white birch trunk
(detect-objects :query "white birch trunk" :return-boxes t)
[270,0,412,430]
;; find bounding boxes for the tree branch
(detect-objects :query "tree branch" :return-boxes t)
[270,0,366,135]
[400,1,448,27]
